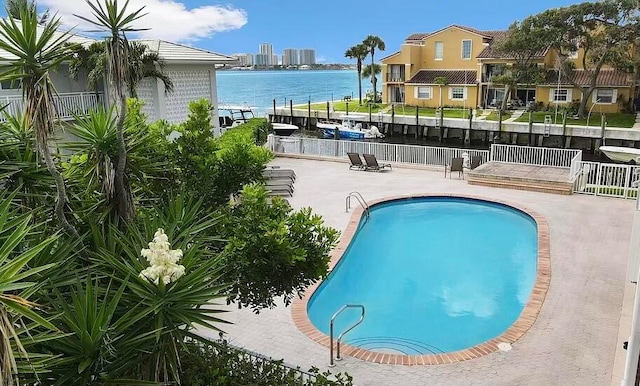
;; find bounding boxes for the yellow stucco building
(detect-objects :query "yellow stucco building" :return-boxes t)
[381,25,635,114]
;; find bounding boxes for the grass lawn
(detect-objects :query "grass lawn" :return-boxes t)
[514,111,636,128]
[304,102,472,119]
[305,101,387,114]
[485,111,513,121]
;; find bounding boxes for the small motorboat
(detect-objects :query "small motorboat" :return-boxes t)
[218,104,255,128]
[599,146,640,164]
[271,122,299,136]
[317,114,384,140]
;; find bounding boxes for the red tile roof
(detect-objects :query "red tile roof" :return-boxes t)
[542,69,632,87]
[407,70,477,85]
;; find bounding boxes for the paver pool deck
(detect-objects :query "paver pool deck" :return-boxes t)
[197,157,634,386]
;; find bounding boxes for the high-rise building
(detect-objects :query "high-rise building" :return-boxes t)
[282,49,299,66]
[254,53,270,66]
[231,53,254,66]
[259,43,273,65]
[299,49,316,65]
[272,55,279,66]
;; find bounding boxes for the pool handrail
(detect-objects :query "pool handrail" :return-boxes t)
[329,304,366,367]
[345,191,370,219]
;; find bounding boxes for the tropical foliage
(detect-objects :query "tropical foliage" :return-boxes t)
[0,2,344,384]
[362,35,385,103]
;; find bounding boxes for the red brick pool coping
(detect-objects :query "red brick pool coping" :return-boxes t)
[291,193,551,365]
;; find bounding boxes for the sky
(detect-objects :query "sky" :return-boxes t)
[11,0,585,63]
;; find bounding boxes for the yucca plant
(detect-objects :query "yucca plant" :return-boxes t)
[0,191,60,385]
[84,194,229,383]
[76,0,149,222]
[63,102,167,221]
[0,4,79,236]
[0,113,55,215]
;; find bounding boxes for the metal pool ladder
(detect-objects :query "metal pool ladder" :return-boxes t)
[329,304,366,367]
[345,191,370,219]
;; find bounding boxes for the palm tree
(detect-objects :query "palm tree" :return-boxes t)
[76,0,148,222]
[344,44,368,105]
[361,63,381,101]
[69,40,174,98]
[362,35,385,103]
[0,5,79,236]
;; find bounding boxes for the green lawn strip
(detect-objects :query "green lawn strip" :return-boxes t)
[514,112,635,128]
[303,103,471,119]
[485,111,513,121]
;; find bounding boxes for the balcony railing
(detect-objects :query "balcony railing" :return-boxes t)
[0,91,104,121]
[386,73,405,82]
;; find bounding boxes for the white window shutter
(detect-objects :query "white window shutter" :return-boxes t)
[463,87,468,101]
[448,87,453,99]
[592,90,599,103]
[567,89,573,101]
[414,87,419,99]
[612,89,618,104]
[428,87,433,99]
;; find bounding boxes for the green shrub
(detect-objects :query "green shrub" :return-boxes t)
[221,184,340,312]
[180,341,353,386]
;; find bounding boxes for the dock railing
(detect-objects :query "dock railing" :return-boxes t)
[269,135,489,168]
[490,144,582,168]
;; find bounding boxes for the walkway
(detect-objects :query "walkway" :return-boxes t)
[197,157,633,386]
[504,109,525,122]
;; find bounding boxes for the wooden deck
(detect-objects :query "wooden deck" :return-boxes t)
[467,162,573,195]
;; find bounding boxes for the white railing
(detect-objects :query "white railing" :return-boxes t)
[0,92,103,121]
[573,160,640,199]
[490,144,582,168]
[268,135,489,168]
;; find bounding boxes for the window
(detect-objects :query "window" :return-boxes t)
[451,87,465,100]
[594,89,616,104]
[0,80,21,90]
[552,89,571,102]
[416,86,432,99]
[435,41,443,60]
[462,40,472,60]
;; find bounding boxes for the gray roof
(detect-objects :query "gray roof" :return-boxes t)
[0,19,237,65]
[135,39,237,64]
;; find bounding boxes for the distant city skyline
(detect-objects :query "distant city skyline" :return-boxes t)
[232,43,316,67]
[23,0,586,63]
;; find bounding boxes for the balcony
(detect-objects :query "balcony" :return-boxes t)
[0,92,104,121]
[386,73,405,83]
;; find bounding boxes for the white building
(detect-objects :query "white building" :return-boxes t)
[231,53,253,66]
[259,42,273,65]
[254,53,270,67]
[299,49,316,65]
[282,49,298,66]
[0,21,238,129]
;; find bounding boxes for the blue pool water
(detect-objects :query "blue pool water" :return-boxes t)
[307,197,538,355]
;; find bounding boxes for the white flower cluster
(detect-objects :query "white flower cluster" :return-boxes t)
[139,228,186,285]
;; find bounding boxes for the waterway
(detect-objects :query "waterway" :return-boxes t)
[216,69,360,115]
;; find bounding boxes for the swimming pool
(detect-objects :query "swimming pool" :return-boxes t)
[306,196,539,356]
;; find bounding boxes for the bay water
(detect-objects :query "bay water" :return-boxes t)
[216,70,362,116]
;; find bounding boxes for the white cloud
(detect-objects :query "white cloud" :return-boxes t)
[40,0,247,43]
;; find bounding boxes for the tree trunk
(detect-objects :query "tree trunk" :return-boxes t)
[357,61,362,105]
[577,87,594,118]
[114,92,133,221]
[371,50,376,103]
[500,85,511,112]
[41,143,78,238]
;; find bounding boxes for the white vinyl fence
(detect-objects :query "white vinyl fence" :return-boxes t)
[573,161,640,199]
[490,144,582,168]
[268,135,489,167]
